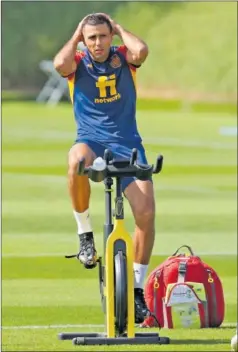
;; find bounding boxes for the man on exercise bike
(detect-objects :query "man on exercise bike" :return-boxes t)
[54,13,155,324]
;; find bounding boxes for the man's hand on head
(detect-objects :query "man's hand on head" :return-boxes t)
[94,13,120,36]
[74,14,92,42]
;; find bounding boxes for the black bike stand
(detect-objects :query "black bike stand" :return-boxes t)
[58,332,170,345]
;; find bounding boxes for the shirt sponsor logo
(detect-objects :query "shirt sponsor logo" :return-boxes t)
[95,93,121,104]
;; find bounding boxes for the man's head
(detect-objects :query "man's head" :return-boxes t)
[81,14,113,63]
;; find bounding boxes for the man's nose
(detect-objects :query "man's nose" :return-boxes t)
[95,36,101,46]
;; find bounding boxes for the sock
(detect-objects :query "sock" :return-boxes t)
[73,209,92,235]
[133,263,148,289]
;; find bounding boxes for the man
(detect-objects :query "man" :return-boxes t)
[54,13,155,324]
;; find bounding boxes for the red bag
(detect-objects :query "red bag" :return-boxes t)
[142,245,225,328]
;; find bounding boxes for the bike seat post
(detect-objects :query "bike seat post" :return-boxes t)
[115,177,124,220]
[103,177,114,253]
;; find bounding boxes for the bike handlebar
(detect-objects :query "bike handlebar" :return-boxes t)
[77,148,163,182]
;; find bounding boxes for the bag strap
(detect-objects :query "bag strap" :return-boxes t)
[172,245,195,257]
[177,261,187,283]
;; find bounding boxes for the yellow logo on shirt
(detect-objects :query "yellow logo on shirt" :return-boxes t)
[95,74,121,103]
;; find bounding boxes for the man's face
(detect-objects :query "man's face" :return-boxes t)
[83,23,113,62]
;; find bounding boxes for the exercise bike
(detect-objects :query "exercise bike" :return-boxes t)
[58,148,170,345]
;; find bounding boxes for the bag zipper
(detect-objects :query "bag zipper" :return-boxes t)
[152,270,162,327]
[206,268,218,326]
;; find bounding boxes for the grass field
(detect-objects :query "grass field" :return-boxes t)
[2,102,237,351]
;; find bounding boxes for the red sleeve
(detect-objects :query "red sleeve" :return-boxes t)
[116,45,127,58]
[67,51,84,80]
[75,51,84,65]
[116,45,137,71]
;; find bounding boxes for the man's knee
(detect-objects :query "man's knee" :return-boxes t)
[133,197,155,225]
[68,158,82,178]
[68,143,95,177]
[134,201,155,223]
[126,180,155,222]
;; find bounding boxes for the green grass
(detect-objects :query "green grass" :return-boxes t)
[2,102,237,351]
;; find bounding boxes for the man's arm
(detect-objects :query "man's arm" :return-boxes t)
[53,17,86,77]
[114,24,149,66]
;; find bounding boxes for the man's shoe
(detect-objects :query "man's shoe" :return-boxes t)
[134,288,151,324]
[77,232,97,269]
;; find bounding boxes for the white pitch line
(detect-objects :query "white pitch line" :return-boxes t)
[220,126,237,137]
[1,323,237,330]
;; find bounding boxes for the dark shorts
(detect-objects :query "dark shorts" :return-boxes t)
[75,138,150,192]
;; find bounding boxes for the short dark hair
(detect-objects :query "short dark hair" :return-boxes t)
[82,14,113,33]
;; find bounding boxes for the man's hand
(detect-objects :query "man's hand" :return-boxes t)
[74,15,91,42]
[53,15,91,77]
[95,13,119,35]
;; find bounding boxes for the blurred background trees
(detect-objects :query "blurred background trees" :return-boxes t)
[2,1,237,102]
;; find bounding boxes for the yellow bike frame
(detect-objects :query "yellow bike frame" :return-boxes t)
[105,218,135,338]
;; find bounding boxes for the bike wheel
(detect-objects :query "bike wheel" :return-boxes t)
[114,250,127,335]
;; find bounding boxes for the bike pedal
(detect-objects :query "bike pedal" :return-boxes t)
[84,260,98,269]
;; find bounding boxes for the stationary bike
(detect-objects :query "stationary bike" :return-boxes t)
[58,148,170,345]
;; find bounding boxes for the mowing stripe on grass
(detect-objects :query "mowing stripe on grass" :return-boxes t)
[2,323,237,330]
[143,137,237,150]
[1,324,104,330]
[5,128,237,149]
[2,250,237,258]
[4,172,236,194]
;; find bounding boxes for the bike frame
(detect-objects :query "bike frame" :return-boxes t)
[103,176,134,338]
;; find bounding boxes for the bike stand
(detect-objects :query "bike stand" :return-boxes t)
[58,332,170,345]
[59,151,168,346]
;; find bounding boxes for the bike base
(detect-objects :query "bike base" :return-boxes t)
[58,332,170,345]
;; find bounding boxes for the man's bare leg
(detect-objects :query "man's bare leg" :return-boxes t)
[125,179,155,322]
[68,143,97,268]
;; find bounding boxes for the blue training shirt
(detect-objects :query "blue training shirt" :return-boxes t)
[68,45,142,144]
